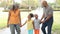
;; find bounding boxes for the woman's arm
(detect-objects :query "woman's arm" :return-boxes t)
[7,11,11,27]
[19,10,22,26]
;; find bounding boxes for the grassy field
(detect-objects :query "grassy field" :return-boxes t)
[0,11,60,34]
[0,12,8,29]
[52,11,60,34]
[52,11,60,31]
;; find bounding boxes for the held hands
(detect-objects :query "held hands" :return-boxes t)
[20,25,23,27]
[20,24,22,27]
[40,20,46,23]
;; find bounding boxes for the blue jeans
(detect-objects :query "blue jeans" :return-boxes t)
[10,24,20,34]
[41,17,53,34]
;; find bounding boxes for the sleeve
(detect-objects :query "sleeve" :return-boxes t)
[43,8,45,14]
[48,7,53,15]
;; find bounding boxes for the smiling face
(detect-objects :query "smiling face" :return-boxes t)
[28,13,34,20]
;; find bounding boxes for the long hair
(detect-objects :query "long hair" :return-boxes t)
[12,4,19,10]
[12,5,15,10]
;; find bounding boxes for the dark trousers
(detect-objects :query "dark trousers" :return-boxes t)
[41,17,53,34]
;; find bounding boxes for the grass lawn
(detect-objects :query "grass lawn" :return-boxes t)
[52,11,60,34]
[0,12,8,29]
[52,11,60,31]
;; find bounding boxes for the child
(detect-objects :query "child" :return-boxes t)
[34,14,40,34]
[22,13,34,34]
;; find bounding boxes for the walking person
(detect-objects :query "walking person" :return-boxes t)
[7,4,21,34]
[34,14,41,34]
[22,13,34,34]
[40,1,53,34]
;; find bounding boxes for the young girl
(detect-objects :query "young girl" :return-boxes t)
[22,13,34,34]
[34,14,40,34]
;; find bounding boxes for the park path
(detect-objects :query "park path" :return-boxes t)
[0,24,44,34]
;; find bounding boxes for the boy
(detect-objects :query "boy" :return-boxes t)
[34,14,40,34]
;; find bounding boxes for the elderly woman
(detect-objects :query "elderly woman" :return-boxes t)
[7,4,21,34]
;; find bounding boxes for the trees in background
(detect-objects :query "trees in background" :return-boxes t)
[20,0,39,10]
[56,0,60,5]
[0,0,60,11]
[48,0,60,10]
[0,0,39,9]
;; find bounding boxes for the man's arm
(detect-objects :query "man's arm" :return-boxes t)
[45,14,52,21]
[45,8,53,21]
[40,13,45,20]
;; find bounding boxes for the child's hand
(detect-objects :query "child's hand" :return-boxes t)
[20,25,23,27]
[19,24,22,27]
[40,20,42,23]
[41,20,45,23]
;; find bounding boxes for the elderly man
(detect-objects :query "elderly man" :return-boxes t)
[40,1,53,34]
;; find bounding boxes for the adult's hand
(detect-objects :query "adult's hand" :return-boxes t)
[7,24,9,27]
[40,20,42,23]
[40,20,46,23]
[7,22,9,27]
